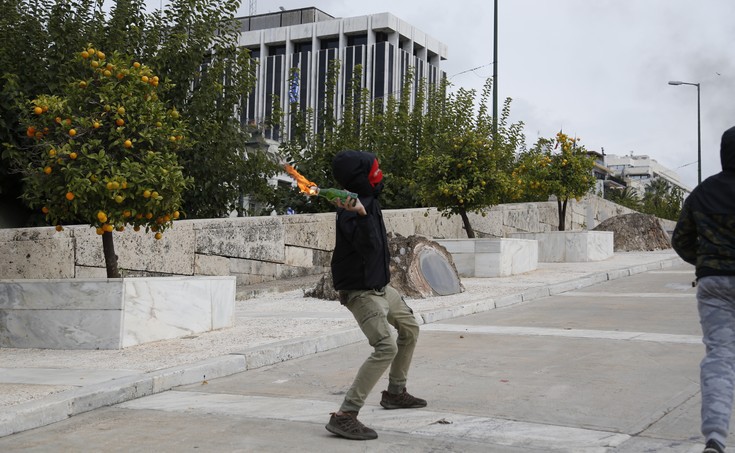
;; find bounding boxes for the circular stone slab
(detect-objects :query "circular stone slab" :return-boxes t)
[418,248,462,296]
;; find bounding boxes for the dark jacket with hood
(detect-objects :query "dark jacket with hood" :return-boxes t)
[672,125,735,278]
[330,150,390,292]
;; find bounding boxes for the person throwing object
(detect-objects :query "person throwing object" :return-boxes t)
[325,150,426,441]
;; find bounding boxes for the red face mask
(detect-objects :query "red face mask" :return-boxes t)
[368,158,383,187]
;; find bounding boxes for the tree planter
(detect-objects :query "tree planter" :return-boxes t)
[0,276,235,350]
[509,231,613,262]
[436,238,538,278]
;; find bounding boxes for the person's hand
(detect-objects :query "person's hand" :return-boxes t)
[334,196,366,216]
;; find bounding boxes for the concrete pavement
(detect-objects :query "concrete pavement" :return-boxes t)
[0,250,712,451]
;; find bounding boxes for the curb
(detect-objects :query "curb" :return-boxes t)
[0,256,685,438]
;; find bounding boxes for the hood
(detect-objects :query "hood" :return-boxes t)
[722,125,735,171]
[332,150,384,196]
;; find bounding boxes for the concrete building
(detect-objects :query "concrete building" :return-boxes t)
[236,7,448,140]
[603,153,691,197]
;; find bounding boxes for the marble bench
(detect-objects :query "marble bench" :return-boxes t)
[0,276,235,350]
[436,238,538,278]
[509,231,614,262]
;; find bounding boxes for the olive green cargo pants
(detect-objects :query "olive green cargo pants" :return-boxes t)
[339,285,420,413]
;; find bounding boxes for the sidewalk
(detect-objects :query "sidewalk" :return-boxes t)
[0,250,685,438]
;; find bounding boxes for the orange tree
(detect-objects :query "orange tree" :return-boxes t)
[513,132,596,231]
[413,79,524,238]
[17,45,190,277]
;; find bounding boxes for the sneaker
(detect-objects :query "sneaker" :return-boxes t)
[380,388,427,409]
[325,411,378,440]
[704,440,725,453]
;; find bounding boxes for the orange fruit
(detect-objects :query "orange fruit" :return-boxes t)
[102,223,113,233]
[65,191,74,201]
[123,140,132,148]
[117,106,125,115]
[154,232,162,240]
[81,51,89,58]
[41,206,49,214]
[116,118,125,126]
[26,126,35,137]
[114,195,123,203]
[33,106,43,115]
[172,211,180,219]
[91,61,99,68]
[141,75,149,83]
[68,129,77,137]
[69,152,77,160]
[123,210,132,218]
[103,70,111,77]
[134,225,141,232]
[55,225,63,232]
[79,81,87,88]
[49,149,56,157]
[151,191,159,199]
[97,211,107,223]
[93,121,100,128]
[96,227,103,235]
[143,190,151,198]
[145,212,153,219]
[43,166,52,175]
[133,62,141,68]
[97,51,105,60]
[106,182,114,190]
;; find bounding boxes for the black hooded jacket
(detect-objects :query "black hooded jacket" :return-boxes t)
[672,125,735,278]
[330,150,390,291]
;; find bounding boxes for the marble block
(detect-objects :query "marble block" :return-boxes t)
[0,276,235,350]
[510,231,614,263]
[436,239,538,278]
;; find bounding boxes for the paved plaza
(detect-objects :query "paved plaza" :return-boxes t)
[0,251,723,452]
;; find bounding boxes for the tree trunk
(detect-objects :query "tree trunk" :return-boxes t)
[102,231,121,278]
[558,198,568,231]
[459,208,475,238]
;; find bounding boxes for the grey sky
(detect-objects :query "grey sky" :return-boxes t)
[144,0,735,189]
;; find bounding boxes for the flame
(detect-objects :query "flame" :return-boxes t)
[284,164,318,195]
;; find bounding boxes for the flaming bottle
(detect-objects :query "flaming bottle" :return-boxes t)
[314,187,358,204]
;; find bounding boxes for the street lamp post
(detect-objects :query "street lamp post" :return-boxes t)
[668,80,701,185]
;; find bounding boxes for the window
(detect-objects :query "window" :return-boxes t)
[347,34,367,47]
[294,42,312,53]
[320,37,339,50]
[268,45,286,56]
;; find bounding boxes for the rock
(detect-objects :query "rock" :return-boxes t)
[305,234,464,300]
[592,213,671,252]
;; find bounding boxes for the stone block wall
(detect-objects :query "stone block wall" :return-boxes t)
[0,196,647,285]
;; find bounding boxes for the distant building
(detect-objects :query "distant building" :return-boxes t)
[603,153,691,197]
[237,7,448,140]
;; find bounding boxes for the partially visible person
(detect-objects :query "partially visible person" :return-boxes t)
[324,150,426,441]
[672,125,735,453]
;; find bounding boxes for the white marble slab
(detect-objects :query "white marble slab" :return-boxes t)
[0,276,236,350]
[436,239,538,278]
[510,231,614,263]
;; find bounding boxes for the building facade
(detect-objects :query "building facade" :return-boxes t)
[603,153,691,197]
[237,7,448,140]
